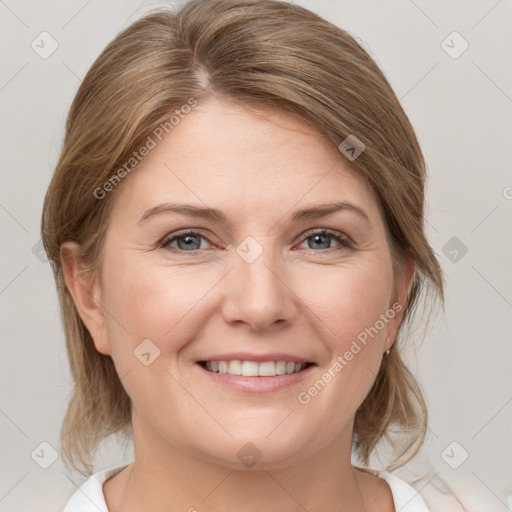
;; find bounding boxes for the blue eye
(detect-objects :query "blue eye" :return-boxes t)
[299,229,353,251]
[160,228,353,255]
[161,230,210,253]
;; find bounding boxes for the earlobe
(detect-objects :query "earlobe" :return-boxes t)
[60,242,111,356]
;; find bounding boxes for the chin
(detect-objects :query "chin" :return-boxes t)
[190,426,314,471]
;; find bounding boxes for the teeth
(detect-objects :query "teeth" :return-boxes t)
[258,361,275,376]
[228,360,242,375]
[241,361,259,376]
[202,360,309,376]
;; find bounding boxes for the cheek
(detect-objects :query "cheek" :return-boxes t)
[98,259,211,411]
[101,255,215,358]
[317,256,394,341]
[305,257,393,400]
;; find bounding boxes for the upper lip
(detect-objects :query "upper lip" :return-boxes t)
[196,352,315,364]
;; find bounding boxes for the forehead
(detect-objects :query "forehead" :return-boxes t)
[110,97,381,223]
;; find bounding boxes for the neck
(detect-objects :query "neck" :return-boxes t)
[104,411,383,512]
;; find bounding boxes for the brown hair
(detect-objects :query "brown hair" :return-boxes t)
[41,0,444,476]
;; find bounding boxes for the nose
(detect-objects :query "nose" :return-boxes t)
[220,239,298,332]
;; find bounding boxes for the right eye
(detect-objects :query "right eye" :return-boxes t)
[160,230,215,254]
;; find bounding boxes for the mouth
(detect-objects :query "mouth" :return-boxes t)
[197,360,316,377]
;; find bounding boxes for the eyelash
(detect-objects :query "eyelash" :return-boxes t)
[159,228,354,256]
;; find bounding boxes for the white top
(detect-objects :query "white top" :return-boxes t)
[62,463,430,511]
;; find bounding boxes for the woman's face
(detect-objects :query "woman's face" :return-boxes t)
[75,96,411,470]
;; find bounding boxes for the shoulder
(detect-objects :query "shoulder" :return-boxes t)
[398,469,503,512]
[356,465,470,512]
[61,463,128,512]
[362,464,503,512]
[381,470,469,512]
[357,466,430,511]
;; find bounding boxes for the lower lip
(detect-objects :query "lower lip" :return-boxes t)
[195,363,315,393]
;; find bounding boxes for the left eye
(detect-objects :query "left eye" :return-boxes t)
[160,229,352,254]
[298,229,352,251]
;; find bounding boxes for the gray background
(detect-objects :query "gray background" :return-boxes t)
[0,0,511,510]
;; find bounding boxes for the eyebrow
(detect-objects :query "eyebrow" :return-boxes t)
[137,201,370,225]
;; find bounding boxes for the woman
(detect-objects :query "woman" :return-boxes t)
[41,1,463,510]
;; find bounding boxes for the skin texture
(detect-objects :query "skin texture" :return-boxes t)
[62,96,413,512]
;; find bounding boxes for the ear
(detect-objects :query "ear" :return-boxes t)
[60,241,111,356]
[385,251,415,351]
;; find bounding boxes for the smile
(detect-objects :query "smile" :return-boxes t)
[198,360,315,377]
